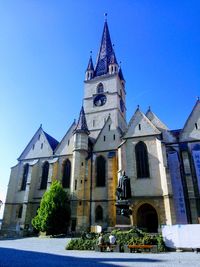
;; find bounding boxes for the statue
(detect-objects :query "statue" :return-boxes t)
[116,171,131,200]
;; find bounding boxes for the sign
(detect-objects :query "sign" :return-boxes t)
[192,150,200,191]
[168,152,187,224]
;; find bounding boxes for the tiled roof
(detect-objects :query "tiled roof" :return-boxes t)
[95,21,117,77]
[118,67,125,81]
[86,56,94,71]
[44,131,59,151]
[74,106,90,134]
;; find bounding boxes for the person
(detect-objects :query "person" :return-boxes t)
[97,233,104,245]
[116,171,131,200]
[109,233,116,245]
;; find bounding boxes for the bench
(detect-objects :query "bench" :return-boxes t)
[95,244,120,252]
[124,244,158,253]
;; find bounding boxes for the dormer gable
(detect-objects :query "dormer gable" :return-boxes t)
[54,121,76,156]
[94,116,121,151]
[180,99,200,142]
[124,107,160,138]
[145,108,176,143]
[18,126,59,160]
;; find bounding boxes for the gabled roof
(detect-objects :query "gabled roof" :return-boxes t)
[18,125,59,160]
[146,107,169,131]
[74,106,90,135]
[95,21,118,77]
[179,99,200,141]
[124,107,161,138]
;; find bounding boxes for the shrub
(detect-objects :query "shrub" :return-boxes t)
[32,180,71,235]
[66,228,166,252]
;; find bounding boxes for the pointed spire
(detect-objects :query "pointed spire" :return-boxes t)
[86,51,94,71]
[95,20,117,76]
[74,106,90,135]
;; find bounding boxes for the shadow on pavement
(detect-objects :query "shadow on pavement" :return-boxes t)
[0,247,163,267]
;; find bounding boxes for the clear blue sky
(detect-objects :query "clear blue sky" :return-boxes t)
[0,1,199,218]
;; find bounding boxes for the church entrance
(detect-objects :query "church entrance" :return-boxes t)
[136,203,158,233]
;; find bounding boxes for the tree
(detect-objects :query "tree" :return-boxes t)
[32,180,71,235]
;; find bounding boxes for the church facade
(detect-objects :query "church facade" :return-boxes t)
[2,21,200,235]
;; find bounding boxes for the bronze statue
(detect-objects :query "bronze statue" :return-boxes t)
[116,171,131,200]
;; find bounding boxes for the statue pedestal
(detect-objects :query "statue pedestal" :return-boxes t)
[115,200,131,226]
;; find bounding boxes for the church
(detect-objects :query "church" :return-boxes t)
[2,19,200,235]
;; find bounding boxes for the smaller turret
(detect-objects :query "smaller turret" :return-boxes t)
[85,52,94,81]
[109,52,118,75]
[73,106,90,151]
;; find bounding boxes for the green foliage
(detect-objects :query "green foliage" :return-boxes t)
[66,238,96,250]
[66,228,166,252]
[32,180,71,235]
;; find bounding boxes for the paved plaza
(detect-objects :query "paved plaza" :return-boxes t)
[0,237,199,267]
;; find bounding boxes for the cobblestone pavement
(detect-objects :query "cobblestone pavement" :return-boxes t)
[0,237,199,267]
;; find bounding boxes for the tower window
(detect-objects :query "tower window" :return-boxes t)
[113,134,115,140]
[109,125,111,131]
[93,120,95,127]
[40,161,49,190]
[195,123,198,129]
[38,134,41,140]
[135,141,150,178]
[79,201,82,206]
[62,159,71,188]
[96,155,106,187]
[41,143,43,149]
[21,164,29,191]
[139,124,141,130]
[97,83,104,93]
[32,144,35,150]
[68,140,70,146]
[104,136,106,141]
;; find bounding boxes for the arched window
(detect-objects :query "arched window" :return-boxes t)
[135,141,150,178]
[21,164,29,190]
[96,155,106,187]
[95,205,103,222]
[97,83,104,93]
[40,161,49,189]
[62,159,71,188]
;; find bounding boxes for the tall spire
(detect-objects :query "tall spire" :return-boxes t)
[74,106,90,135]
[95,20,117,77]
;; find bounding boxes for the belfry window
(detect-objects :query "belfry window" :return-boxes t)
[96,155,106,187]
[97,83,104,93]
[62,159,71,188]
[95,205,103,222]
[135,141,150,178]
[21,164,29,191]
[40,161,49,190]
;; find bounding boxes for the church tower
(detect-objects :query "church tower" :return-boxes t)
[83,19,127,138]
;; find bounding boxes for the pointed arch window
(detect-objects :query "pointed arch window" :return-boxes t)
[62,159,71,188]
[135,141,150,178]
[21,164,29,191]
[96,155,106,187]
[95,205,103,222]
[97,83,104,94]
[40,161,49,190]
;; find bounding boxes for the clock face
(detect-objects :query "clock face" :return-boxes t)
[120,98,124,112]
[93,94,107,107]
